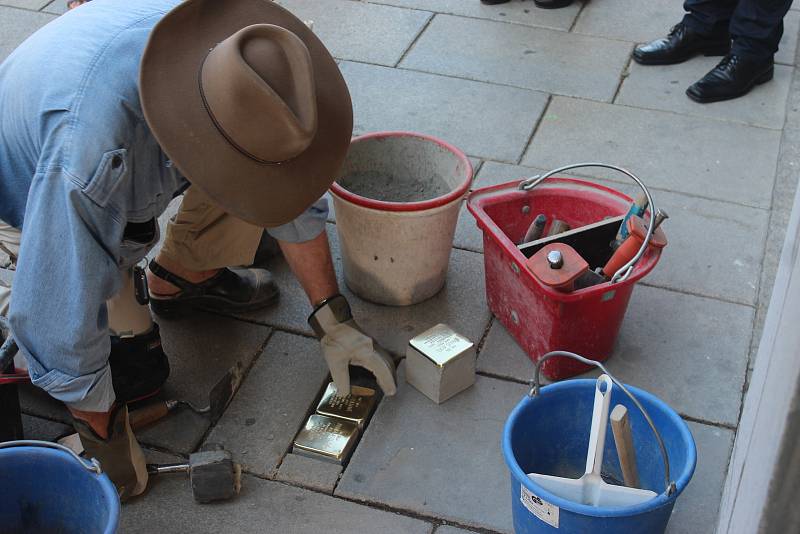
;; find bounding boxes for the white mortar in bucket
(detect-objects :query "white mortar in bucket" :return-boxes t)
[330,132,473,306]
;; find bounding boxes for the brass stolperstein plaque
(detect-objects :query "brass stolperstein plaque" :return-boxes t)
[293,414,359,464]
[316,383,377,429]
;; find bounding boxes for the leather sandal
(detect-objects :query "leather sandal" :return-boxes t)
[148,260,279,317]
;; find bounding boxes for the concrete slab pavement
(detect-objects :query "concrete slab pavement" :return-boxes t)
[121,473,434,534]
[340,60,548,163]
[523,96,781,209]
[369,0,581,31]
[401,14,632,102]
[0,6,55,61]
[618,59,793,130]
[337,369,526,533]
[275,0,431,66]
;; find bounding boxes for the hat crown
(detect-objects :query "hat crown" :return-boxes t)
[200,24,318,163]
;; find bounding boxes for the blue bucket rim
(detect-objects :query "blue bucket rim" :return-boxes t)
[0,445,120,534]
[502,379,697,518]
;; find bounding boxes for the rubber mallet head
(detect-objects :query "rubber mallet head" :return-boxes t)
[149,450,242,503]
[188,450,241,503]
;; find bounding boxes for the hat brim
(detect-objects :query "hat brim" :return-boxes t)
[140,0,353,228]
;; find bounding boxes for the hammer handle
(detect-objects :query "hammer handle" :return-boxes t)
[611,404,640,488]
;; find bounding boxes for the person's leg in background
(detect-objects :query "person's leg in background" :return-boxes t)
[148,186,279,315]
[633,0,734,65]
[0,220,21,317]
[687,0,792,102]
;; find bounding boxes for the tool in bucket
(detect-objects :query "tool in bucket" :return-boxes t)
[517,163,660,285]
[527,374,656,507]
[528,350,677,499]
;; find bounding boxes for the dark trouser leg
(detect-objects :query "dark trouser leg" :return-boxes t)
[729,0,793,58]
[683,0,739,35]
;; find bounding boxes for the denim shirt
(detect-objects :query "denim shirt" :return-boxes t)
[0,0,328,411]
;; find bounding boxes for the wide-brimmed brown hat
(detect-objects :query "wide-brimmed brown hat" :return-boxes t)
[140,0,353,228]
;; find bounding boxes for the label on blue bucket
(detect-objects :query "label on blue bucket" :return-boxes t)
[521,484,560,528]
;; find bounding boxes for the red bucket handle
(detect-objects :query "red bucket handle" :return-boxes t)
[518,163,658,284]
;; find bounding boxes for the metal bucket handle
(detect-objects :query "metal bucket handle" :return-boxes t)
[528,350,677,496]
[0,439,103,475]
[518,162,656,284]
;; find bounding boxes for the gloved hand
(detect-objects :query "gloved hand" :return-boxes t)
[309,294,397,396]
[71,403,148,502]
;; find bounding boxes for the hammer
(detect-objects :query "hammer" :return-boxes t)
[148,449,242,503]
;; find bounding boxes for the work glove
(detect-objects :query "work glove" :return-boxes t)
[72,404,148,502]
[309,294,397,396]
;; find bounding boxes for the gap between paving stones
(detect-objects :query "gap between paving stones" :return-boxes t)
[268,475,503,534]
[516,95,553,166]
[394,9,435,68]
[469,156,777,211]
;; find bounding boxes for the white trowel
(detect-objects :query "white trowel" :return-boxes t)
[527,374,657,507]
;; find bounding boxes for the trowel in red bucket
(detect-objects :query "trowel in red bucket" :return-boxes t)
[527,375,657,507]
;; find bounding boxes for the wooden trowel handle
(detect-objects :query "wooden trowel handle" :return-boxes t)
[611,404,640,488]
[129,401,170,429]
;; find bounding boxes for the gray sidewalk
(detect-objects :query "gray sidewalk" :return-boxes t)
[3,0,799,532]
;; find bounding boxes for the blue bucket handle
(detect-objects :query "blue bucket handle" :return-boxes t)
[0,439,103,475]
[528,351,677,497]
[518,163,658,284]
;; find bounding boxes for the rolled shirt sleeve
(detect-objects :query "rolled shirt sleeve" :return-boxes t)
[9,168,125,412]
[266,195,329,243]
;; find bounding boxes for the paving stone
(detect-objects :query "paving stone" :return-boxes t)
[435,527,479,534]
[777,9,800,65]
[478,285,753,426]
[523,97,781,209]
[337,369,526,533]
[470,160,769,305]
[0,6,55,61]
[573,0,677,44]
[21,414,72,441]
[40,0,65,14]
[477,320,536,384]
[136,312,272,454]
[19,384,70,424]
[666,421,734,534]
[276,453,343,494]
[205,332,329,478]
[370,0,580,31]
[401,15,632,102]
[235,225,492,357]
[618,60,793,130]
[121,473,433,534]
[340,60,548,163]
[0,0,50,11]
[274,0,430,66]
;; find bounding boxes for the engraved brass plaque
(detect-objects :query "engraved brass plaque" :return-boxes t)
[293,414,359,464]
[409,323,474,367]
[316,383,376,428]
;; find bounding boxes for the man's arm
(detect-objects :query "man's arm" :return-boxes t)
[9,168,124,418]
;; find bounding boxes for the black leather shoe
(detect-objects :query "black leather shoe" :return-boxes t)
[633,23,730,65]
[148,260,280,316]
[110,324,169,404]
[480,0,509,4]
[686,54,774,103]
[534,0,573,8]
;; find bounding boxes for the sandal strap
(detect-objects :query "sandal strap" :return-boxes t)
[147,259,226,297]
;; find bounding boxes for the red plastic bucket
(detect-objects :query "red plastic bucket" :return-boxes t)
[467,164,664,380]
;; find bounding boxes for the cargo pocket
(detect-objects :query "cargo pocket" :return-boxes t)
[82,148,129,208]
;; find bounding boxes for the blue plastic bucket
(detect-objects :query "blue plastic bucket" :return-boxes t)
[503,379,696,534]
[0,440,120,534]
